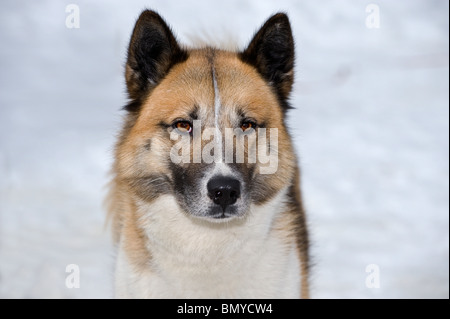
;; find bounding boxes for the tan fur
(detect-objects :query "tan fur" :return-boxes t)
[107,47,309,298]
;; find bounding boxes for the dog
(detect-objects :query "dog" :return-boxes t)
[107,9,309,298]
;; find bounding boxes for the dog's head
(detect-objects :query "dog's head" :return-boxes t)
[116,10,297,221]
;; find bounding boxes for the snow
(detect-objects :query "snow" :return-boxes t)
[0,0,448,298]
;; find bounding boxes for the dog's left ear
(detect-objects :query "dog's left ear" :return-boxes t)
[125,10,187,111]
[240,13,295,109]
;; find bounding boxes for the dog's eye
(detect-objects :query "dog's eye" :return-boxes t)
[174,121,192,134]
[241,121,256,132]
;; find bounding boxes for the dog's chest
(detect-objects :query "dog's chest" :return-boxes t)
[115,193,301,298]
[116,237,301,298]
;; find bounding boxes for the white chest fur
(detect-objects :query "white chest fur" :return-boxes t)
[115,189,301,298]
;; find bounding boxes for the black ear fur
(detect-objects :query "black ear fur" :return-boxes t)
[240,13,295,111]
[125,10,188,111]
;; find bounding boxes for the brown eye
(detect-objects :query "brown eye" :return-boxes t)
[174,121,192,133]
[241,121,256,132]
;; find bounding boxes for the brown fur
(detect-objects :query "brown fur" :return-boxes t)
[107,10,309,298]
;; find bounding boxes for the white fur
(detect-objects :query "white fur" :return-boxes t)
[212,66,225,164]
[114,188,301,298]
[212,67,221,132]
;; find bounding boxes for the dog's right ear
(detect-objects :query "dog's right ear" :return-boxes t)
[125,10,188,111]
[240,13,294,113]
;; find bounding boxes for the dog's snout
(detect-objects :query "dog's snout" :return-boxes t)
[207,176,241,211]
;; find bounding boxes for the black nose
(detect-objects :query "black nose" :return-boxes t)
[207,176,241,211]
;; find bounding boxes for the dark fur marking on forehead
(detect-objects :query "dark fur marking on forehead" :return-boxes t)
[205,47,217,67]
[189,105,199,120]
[236,107,246,118]
[144,139,152,151]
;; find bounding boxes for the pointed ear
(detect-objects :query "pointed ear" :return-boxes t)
[240,13,295,109]
[125,10,188,111]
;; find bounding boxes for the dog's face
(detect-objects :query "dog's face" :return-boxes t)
[116,11,297,221]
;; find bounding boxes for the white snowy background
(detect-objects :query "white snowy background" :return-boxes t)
[0,0,448,299]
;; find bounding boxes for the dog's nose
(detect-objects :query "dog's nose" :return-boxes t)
[207,176,241,211]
